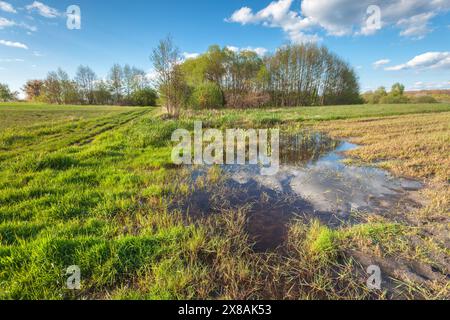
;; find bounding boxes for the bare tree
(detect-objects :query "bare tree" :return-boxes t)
[151,36,186,116]
[108,64,124,104]
[75,65,97,104]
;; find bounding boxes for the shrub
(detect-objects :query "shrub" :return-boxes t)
[380,94,410,104]
[413,95,438,104]
[130,88,158,106]
[190,82,224,109]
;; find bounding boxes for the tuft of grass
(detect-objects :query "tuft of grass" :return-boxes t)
[306,220,337,261]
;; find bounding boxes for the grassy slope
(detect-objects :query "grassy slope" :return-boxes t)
[0,102,448,299]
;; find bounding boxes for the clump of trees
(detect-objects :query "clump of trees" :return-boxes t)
[363,83,409,104]
[11,38,362,112]
[0,83,18,102]
[362,83,438,104]
[151,38,363,115]
[22,65,157,106]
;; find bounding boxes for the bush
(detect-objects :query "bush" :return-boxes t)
[380,94,410,104]
[190,82,224,109]
[412,95,438,104]
[130,88,158,106]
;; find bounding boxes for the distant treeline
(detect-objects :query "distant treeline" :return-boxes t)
[362,83,440,104]
[21,65,157,106]
[7,37,438,110]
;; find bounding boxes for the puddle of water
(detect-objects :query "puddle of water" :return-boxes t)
[180,132,423,252]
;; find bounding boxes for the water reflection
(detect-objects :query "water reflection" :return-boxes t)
[184,132,422,251]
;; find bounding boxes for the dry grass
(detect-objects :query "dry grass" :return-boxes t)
[314,112,450,299]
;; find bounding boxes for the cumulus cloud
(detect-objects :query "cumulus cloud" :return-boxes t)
[0,39,29,49]
[373,59,391,69]
[226,0,450,42]
[0,1,16,13]
[385,52,450,71]
[26,1,60,18]
[226,0,320,43]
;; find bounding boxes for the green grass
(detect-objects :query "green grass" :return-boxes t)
[0,102,141,130]
[0,102,448,300]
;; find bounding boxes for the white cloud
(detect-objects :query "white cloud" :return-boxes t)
[0,1,16,13]
[386,52,450,71]
[26,1,60,18]
[227,7,254,25]
[182,52,200,60]
[226,46,239,53]
[227,0,450,42]
[246,47,269,56]
[397,12,436,39]
[0,17,15,28]
[0,58,25,62]
[0,39,29,49]
[227,46,269,56]
[411,81,450,90]
[373,59,391,69]
[0,17,38,32]
[226,0,320,43]
[21,22,37,32]
[145,69,158,83]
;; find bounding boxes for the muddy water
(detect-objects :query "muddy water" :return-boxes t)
[184,132,423,251]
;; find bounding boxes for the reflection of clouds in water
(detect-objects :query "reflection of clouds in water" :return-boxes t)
[226,141,422,215]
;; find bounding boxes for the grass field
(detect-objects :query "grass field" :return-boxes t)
[0,102,449,300]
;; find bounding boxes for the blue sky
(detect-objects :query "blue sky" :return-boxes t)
[1,0,450,96]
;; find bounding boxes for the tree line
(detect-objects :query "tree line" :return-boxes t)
[152,37,363,115]
[21,64,157,106]
[362,83,438,104]
[2,37,366,110]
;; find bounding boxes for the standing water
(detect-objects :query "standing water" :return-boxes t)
[182,132,423,251]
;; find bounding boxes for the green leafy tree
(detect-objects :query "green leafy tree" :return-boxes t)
[130,87,158,106]
[391,83,405,96]
[93,80,112,105]
[190,81,223,109]
[0,83,17,102]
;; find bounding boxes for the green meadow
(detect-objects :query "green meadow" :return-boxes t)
[0,102,449,300]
